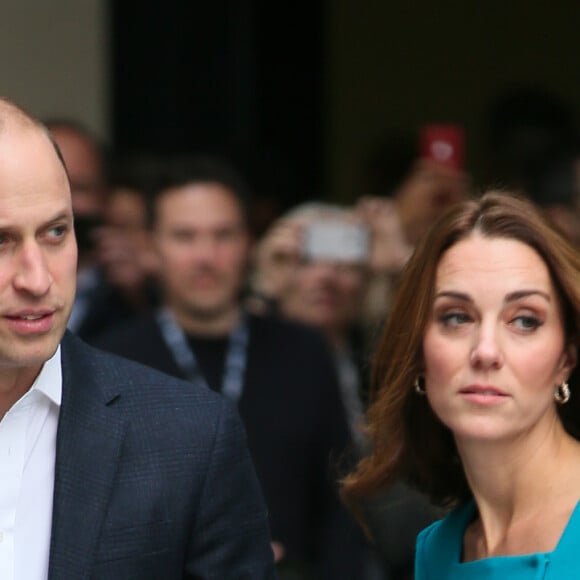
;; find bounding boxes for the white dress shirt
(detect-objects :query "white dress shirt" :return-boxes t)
[0,347,62,580]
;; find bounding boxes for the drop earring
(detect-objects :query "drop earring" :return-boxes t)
[554,381,571,405]
[414,376,426,395]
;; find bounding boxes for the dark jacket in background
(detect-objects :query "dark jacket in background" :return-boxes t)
[97,313,365,579]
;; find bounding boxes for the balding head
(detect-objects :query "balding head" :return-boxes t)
[0,97,38,128]
[0,97,67,171]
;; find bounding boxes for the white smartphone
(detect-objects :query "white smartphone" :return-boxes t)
[303,221,370,263]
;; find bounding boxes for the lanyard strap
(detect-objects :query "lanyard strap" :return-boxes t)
[156,308,250,402]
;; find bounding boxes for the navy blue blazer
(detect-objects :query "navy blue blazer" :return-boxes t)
[47,332,275,579]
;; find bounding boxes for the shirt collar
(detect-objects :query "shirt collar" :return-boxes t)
[30,346,62,407]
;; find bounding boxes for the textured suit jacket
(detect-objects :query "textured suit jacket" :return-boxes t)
[47,332,275,579]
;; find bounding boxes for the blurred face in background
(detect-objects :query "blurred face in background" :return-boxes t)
[49,126,107,264]
[48,126,105,216]
[107,186,151,267]
[107,187,147,240]
[152,182,251,324]
[280,218,369,346]
[283,260,367,344]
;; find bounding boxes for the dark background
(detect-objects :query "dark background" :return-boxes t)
[111,1,580,207]
[112,0,325,211]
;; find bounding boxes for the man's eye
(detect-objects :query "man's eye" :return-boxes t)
[46,225,68,241]
[216,229,238,242]
[170,230,193,242]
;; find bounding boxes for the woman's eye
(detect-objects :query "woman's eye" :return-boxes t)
[439,312,471,327]
[511,315,542,331]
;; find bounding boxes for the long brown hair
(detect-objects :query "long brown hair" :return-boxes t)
[341,191,580,515]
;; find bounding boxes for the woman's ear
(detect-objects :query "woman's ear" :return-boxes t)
[561,343,578,381]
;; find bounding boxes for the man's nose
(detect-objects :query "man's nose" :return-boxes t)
[13,241,53,296]
[193,236,220,262]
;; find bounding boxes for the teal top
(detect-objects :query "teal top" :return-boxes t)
[415,499,580,579]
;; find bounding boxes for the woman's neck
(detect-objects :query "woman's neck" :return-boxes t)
[457,419,580,559]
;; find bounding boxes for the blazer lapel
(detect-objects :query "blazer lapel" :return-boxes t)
[48,333,126,580]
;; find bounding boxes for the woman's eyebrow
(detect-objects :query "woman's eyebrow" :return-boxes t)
[504,290,551,303]
[434,291,472,302]
[434,289,552,304]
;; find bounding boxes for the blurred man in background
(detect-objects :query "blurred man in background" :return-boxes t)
[97,155,365,578]
[46,120,153,340]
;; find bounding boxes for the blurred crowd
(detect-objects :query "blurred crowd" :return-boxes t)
[53,85,580,580]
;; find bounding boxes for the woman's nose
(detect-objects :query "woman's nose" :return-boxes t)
[470,325,504,369]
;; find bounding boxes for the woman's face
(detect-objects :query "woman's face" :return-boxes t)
[422,234,575,444]
[283,259,367,338]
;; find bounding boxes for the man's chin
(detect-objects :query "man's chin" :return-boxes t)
[187,304,232,320]
[180,291,234,314]
[0,331,62,369]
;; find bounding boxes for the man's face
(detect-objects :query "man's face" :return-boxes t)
[0,125,77,371]
[152,182,250,322]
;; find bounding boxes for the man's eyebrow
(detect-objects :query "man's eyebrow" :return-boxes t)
[30,212,72,233]
[0,210,73,230]
[52,210,72,220]
[40,210,74,226]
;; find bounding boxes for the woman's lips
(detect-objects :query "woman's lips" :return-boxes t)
[459,385,509,405]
